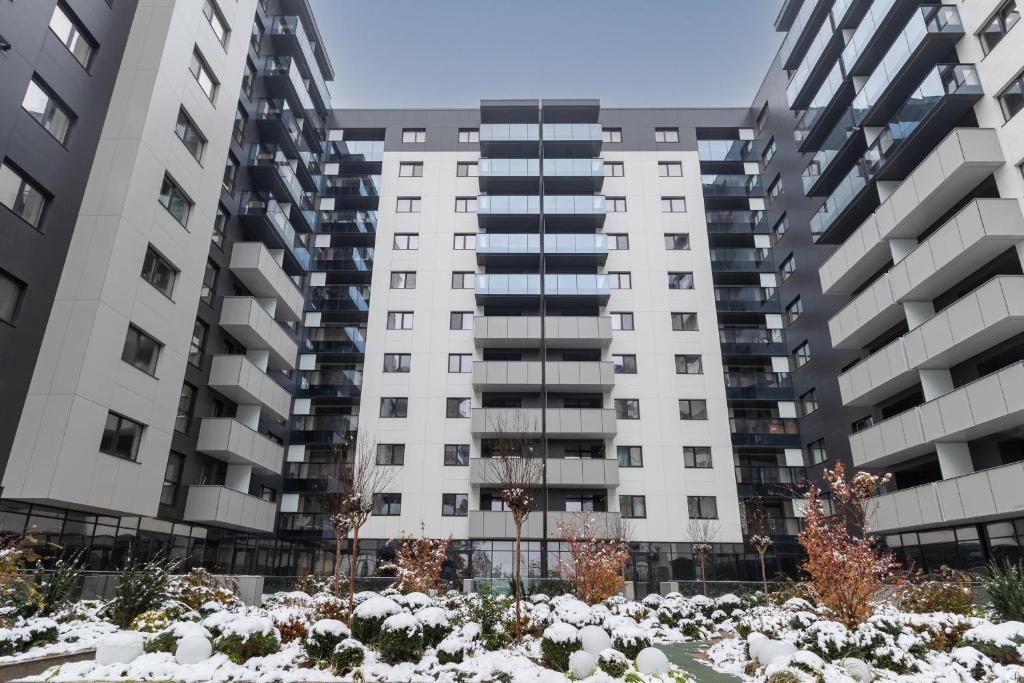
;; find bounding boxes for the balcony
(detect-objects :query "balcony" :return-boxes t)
[298,368,362,399]
[830,0,873,30]
[307,285,370,315]
[318,210,377,237]
[809,160,879,244]
[730,418,800,447]
[474,273,540,302]
[289,414,358,445]
[477,158,539,193]
[479,123,540,156]
[544,274,611,303]
[710,247,773,273]
[779,0,835,70]
[715,286,779,313]
[543,158,605,193]
[262,55,314,113]
[475,233,540,266]
[774,0,803,31]
[839,276,1024,406]
[723,371,793,400]
[470,458,619,488]
[268,16,330,114]
[183,486,276,534]
[238,193,311,274]
[827,272,900,350]
[869,461,1024,533]
[309,248,374,282]
[219,296,298,371]
[301,325,366,356]
[701,174,763,198]
[254,100,304,159]
[477,195,540,229]
[794,59,855,153]
[541,123,603,157]
[543,233,608,266]
[851,5,964,127]
[786,16,843,110]
[197,417,285,474]
[472,274,611,303]
[843,0,929,77]
[718,327,786,356]
[471,408,543,436]
[470,360,614,392]
[208,355,292,421]
[546,316,614,348]
[229,242,304,322]
[468,511,621,539]
[742,516,804,537]
[325,139,383,164]
[472,316,613,348]
[801,107,864,197]
[543,195,607,230]
[546,361,616,392]
[705,210,769,236]
[247,144,310,210]
[851,361,1024,468]
[470,408,616,438]
[323,176,380,211]
[735,466,806,497]
[472,361,542,391]
[697,139,755,164]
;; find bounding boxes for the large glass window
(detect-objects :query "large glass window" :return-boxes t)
[386,311,414,330]
[0,161,48,228]
[450,311,473,330]
[401,129,426,143]
[980,0,1020,54]
[377,444,405,466]
[655,127,679,143]
[23,78,74,144]
[188,319,207,367]
[189,48,218,102]
[372,493,402,515]
[442,493,469,516]
[383,353,411,373]
[688,495,718,519]
[675,355,703,374]
[999,70,1024,121]
[158,174,192,226]
[444,444,470,466]
[620,495,647,518]
[160,452,184,506]
[49,3,95,69]
[614,399,640,419]
[175,108,206,161]
[672,312,698,331]
[175,383,195,433]
[100,411,144,460]
[611,312,634,331]
[200,259,218,304]
[668,272,694,289]
[684,446,712,468]
[446,397,471,418]
[678,399,707,420]
[380,398,408,418]
[617,446,643,468]
[202,0,230,47]
[121,325,161,375]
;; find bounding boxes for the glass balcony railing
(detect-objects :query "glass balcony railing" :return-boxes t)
[780,0,831,68]
[541,123,603,142]
[474,274,610,296]
[718,327,784,346]
[544,195,606,215]
[801,107,860,194]
[318,210,377,235]
[786,15,838,107]
[247,144,306,207]
[300,325,366,354]
[705,210,767,233]
[710,247,772,269]
[480,123,540,142]
[724,371,793,390]
[475,234,540,255]
[299,369,363,397]
[262,55,313,112]
[310,247,373,272]
[477,195,541,215]
[544,233,608,255]
[323,175,381,198]
[289,415,359,444]
[308,285,370,312]
[325,139,384,162]
[729,418,800,435]
[270,16,330,110]
[735,465,806,486]
[714,287,779,311]
[543,158,604,177]
[697,139,754,162]
[544,274,610,296]
[255,99,304,150]
[238,192,310,270]
[842,0,901,74]
[794,58,848,145]
[474,274,541,296]
[809,161,873,239]
[702,174,763,197]
[741,516,804,536]
[478,158,540,177]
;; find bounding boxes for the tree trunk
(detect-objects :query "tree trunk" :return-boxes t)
[334,533,343,593]
[513,522,522,641]
[347,525,361,625]
[699,558,707,596]
[759,550,768,596]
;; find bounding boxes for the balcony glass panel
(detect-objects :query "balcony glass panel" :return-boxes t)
[474,274,541,296]
[318,210,376,234]
[479,123,540,142]
[705,210,767,233]
[299,368,363,397]
[544,234,608,255]
[542,158,604,177]
[238,192,310,269]
[802,107,859,193]
[697,139,753,162]
[715,287,778,305]
[809,161,870,238]
[476,234,540,255]
[262,56,313,111]
[478,158,540,177]
[248,144,306,205]
[724,371,792,390]
[541,123,602,141]
[701,174,763,197]
[543,195,606,214]
[255,100,303,147]
[780,0,827,65]
[270,16,330,109]
[308,285,370,312]
[710,247,771,268]
[719,327,785,345]
[311,247,373,272]
[323,175,381,197]
[794,59,847,143]
[842,0,900,73]
[326,139,383,162]
[301,325,366,354]
[786,16,837,106]
[544,274,610,296]
[730,417,800,435]
[477,195,541,215]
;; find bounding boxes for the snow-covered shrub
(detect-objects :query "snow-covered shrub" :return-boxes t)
[166,568,240,611]
[331,638,365,676]
[130,609,173,633]
[143,629,177,654]
[415,606,450,647]
[597,648,629,677]
[213,616,280,663]
[303,618,350,665]
[900,567,974,615]
[690,595,716,618]
[311,593,347,622]
[104,553,181,629]
[436,634,472,665]
[399,591,434,610]
[984,559,1024,622]
[541,622,581,671]
[553,598,598,628]
[377,612,423,663]
[764,670,800,683]
[466,591,512,650]
[641,593,663,609]
[656,603,685,626]
[614,600,648,621]
[612,622,651,658]
[350,594,401,643]
[0,617,59,656]
[963,621,1024,664]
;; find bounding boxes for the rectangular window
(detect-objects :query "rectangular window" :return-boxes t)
[607,234,629,250]
[661,197,687,213]
[451,272,474,289]
[980,0,1020,54]
[383,353,411,373]
[376,444,405,466]
[658,161,683,177]
[602,127,622,143]
[679,399,707,420]
[655,127,680,143]
[387,311,414,330]
[200,259,218,304]
[617,446,643,468]
[158,174,192,226]
[620,495,647,518]
[175,108,206,162]
[772,215,788,243]
[49,3,95,69]
[455,197,477,213]
[160,452,184,506]
[398,162,423,177]
[232,104,247,145]
[608,272,631,289]
[448,353,472,373]
[458,128,479,143]
[393,233,419,250]
[380,397,408,418]
[453,233,476,250]
[664,233,690,250]
[395,197,421,213]
[793,341,811,369]
[801,389,819,415]
[401,128,426,143]
[668,272,694,289]
[767,175,782,203]
[141,247,177,298]
[611,312,634,331]
[175,383,195,433]
[614,399,640,419]
[688,495,718,519]
[444,444,470,466]
[672,312,698,331]
[456,161,478,177]
[189,48,218,102]
[100,411,144,461]
[446,397,471,418]
[23,78,74,144]
[202,0,230,47]
[241,59,256,99]
[604,161,624,177]
[0,270,26,325]
[372,493,402,516]
[786,297,804,325]
[606,197,627,212]
[999,70,1024,121]
[121,325,161,375]
[188,319,207,367]
[612,354,637,374]
[222,153,238,194]
[442,493,469,516]
[675,355,702,374]
[390,271,417,289]
[450,311,474,330]
[684,446,712,469]
[780,254,795,281]
[756,102,769,131]
[0,161,48,228]
[762,137,777,166]
[212,204,228,248]
[250,16,263,53]
[808,439,827,465]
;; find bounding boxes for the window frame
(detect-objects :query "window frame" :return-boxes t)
[386,311,414,330]
[448,353,472,373]
[610,311,634,331]
[99,411,144,461]
[22,77,75,145]
[49,2,96,71]
[678,399,708,420]
[379,397,409,418]
[389,271,417,289]
[620,495,647,518]
[189,47,219,103]
[661,196,687,213]
[674,354,703,374]
[174,107,207,162]
[121,324,162,376]
[657,161,683,177]
[614,398,640,420]
[687,495,718,520]
[450,311,474,330]
[683,446,713,469]
[202,0,231,48]
[668,271,694,289]
[671,312,698,331]
[392,233,419,250]
[383,353,412,373]
[446,397,471,418]
[398,162,424,177]
[664,233,690,250]
[441,493,469,517]
[372,493,402,516]
[376,444,406,466]
[0,160,49,229]
[612,354,637,374]
[458,128,479,143]
[655,127,680,143]
[616,445,643,468]
[444,444,470,466]
[401,128,426,143]
[158,173,192,227]
[602,127,622,143]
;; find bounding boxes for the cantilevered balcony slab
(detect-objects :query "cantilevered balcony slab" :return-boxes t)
[197,417,285,474]
[818,211,889,296]
[183,485,276,534]
[546,361,616,392]
[470,458,619,488]
[474,316,542,348]
[208,355,292,420]
[472,361,542,391]
[468,510,621,539]
[229,242,304,322]
[827,272,901,350]
[471,408,543,437]
[472,317,612,349]
[849,407,929,468]
[220,296,298,371]
[544,316,613,348]
[547,408,617,438]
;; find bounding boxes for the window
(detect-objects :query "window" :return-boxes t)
[602,127,622,143]
[383,353,411,373]
[175,383,195,433]
[766,175,782,203]
[140,247,177,298]
[442,493,469,516]
[189,48,218,102]
[808,439,827,465]
[49,3,95,69]
[668,272,694,289]
[800,389,819,416]
[380,397,408,418]
[100,411,144,461]
[448,354,472,373]
[399,162,423,177]
[211,204,228,248]
[222,153,238,194]
[675,355,703,374]
[611,312,634,331]
[655,127,680,143]
[608,272,631,289]
[395,196,419,211]
[232,104,247,145]
[456,162,478,177]
[612,354,637,374]
[401,128,426,143]
[373,493,402,516]
[614,399,640,419]
[446,397,471,418]
[658,161,683,177]
[772,215,788,243]
[684,446,712,469]
[688,496,718,519]
[0,270,25,325]
[390,271,416,289]
[998,70,1024,121]
[981,0,1020,54]
[851,415,875,433]
[661,197,687,213]
[604,161,624,177]
[664,233,690,250]
[160,452,184,506]
[453,233,476,250]
[756,102,770,131]
[786,297,803,325]
[607,234,629,250]
[780,254,795,281]
[446,272,473,290]
[620,495,647,518]
[387,311,414,330]
[617,446,643,468]
[121,325,161,375]
[672,312,698,331]
[455,197,477,213]
[607,197,627,212]
[174,108,206,161]
[376,444,405,466]
[188,319,207,367]
[393,233,419,250]
[158,174,191,226]
[202,0,230,47]
[444,444,470,466]
[250,15,264,53]
[23,78,74,145]
[200,259,218,304]
[793,341,811,368]
[0,161,48,228]
[450,311,474,330]
[678,399,707,420]
[241,59,256,99]
[762,137,777,166]
[458,128,479,143]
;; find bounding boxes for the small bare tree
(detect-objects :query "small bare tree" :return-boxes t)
[556,515,631,604]
[485,411,543,641]
[688,518,719,596]
[741,496,773,595]
[318,439,355,593]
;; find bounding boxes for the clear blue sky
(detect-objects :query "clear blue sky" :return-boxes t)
[310,0,785,109]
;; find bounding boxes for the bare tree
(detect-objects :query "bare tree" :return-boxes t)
[741,496,774,595]
[318,440,355,594]
[556,514,631,604]
[484,410,543,641]
[688,518,719,596]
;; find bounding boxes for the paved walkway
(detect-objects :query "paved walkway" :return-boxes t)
[657,642,742,682]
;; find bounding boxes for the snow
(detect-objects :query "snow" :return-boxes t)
[308,619,350,639]
[579,624,612,655]
[568,649,596,677]
[352,595,401,620]
[381,612,418,635]
[173,636,211,665]
[542,621,579,644]
[95,631,144,665]
[635,647,669,674]
[216,616,277,640]
[414,606,448,629]
[964,620,1024,647]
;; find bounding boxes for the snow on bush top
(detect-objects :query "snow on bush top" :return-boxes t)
[542,622,580,644]
[414,607,449,628]
[399,592,433,610]
[611,622,649,644]
[352,590,378,605]
[353,595,401,619]
[308,619,350,638]
[218,616,277,640]
[168,621,211,640]
[553,599,594,627]
[964,621,1024,647]
[437,634,471,654]
[716,594,741,607]
[382,612,419,635]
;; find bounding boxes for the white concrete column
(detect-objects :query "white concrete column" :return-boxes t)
[246,348,270,372]
[903,301,935,329]
[236,404,261,430]
[937,442,974,479]
[918,369,954,401]
[889,238,917,263]
[226,464,252,493]
[256,296,277,318]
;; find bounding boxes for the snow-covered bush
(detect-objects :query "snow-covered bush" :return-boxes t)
[166,568,240,611]
[611,622,651,658]
[350,594,401,643]
[415,606,450,647]
[540,621,581,671]
[377,612,423,663]
[597,647,629,677]
[303,618,350,665]
[331,638,365,675]
[435,633,472,665]
[212,616,280,663]
[963,620,1024,664]
[0,617,59,656]
[553,598,598,628]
